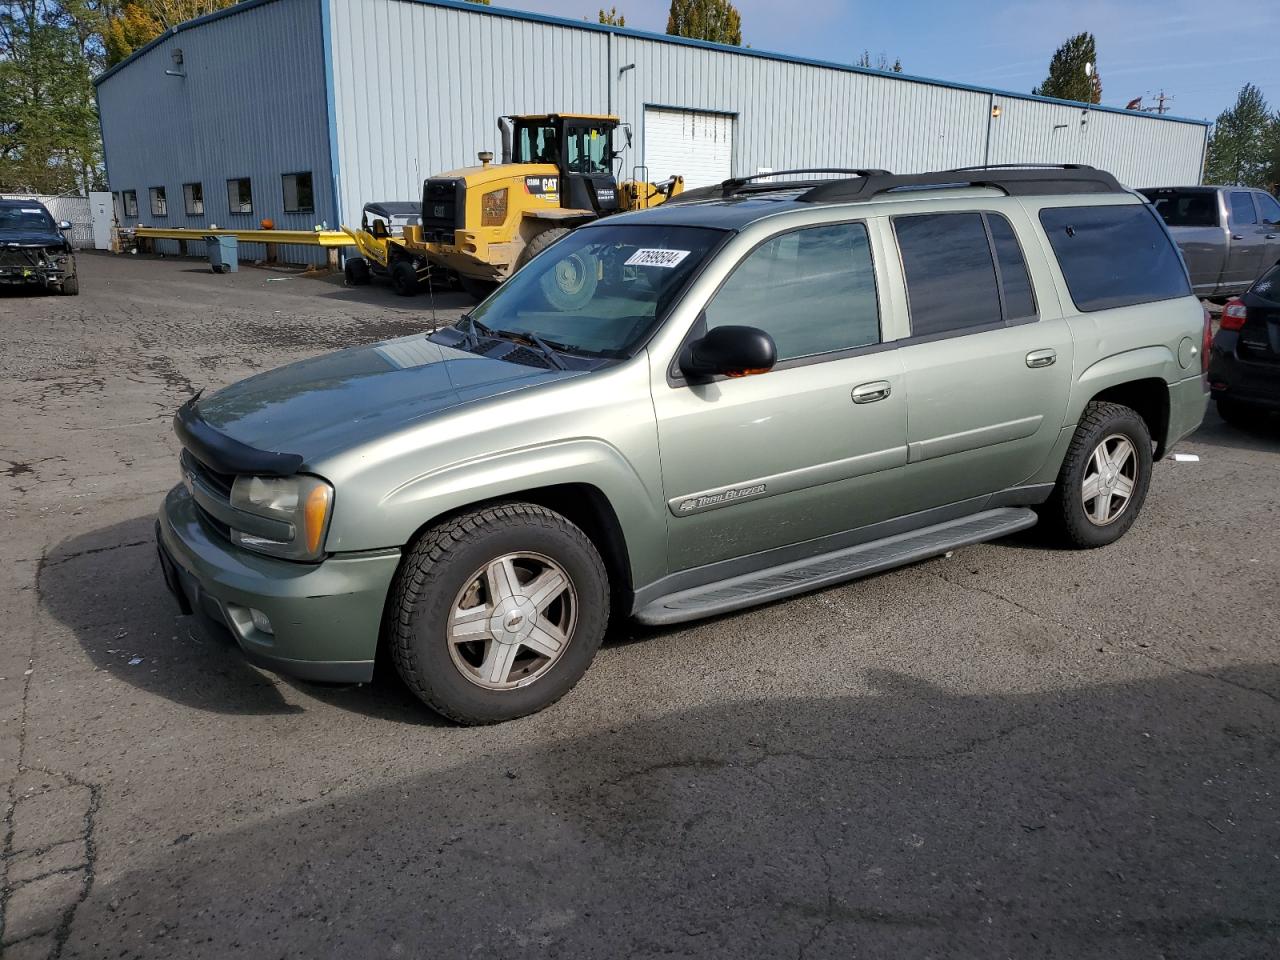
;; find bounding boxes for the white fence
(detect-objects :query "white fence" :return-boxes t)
[1,193,95,248]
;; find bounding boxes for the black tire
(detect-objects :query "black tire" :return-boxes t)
[459,276,497,302]
[390,260,419,296]
[1043,401,1154,549]
[1215,396,1254,428]
[515,225,571,270]
[518,226,601,311]
[388,502,610,725]
[59,275,79,296]
[344,257,371,286]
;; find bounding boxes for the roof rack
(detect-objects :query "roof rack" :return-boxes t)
[668,168,892,205]
[797,165,1126,204]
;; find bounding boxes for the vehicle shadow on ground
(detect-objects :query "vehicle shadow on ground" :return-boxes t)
[53,665,1280,959]
[38,515,443,724]
[1190,409,1280,455]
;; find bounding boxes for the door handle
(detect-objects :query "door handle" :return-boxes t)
[851,381,891,404]
[1026,348,1057,368]
[1267,234,1278,239]
[1231,234,1244,240]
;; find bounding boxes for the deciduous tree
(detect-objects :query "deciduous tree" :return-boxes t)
[598,6,624,25]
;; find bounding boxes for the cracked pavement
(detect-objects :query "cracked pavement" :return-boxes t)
[1,253,1278,958]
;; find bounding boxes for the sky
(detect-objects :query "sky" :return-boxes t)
[494,0,1280,123]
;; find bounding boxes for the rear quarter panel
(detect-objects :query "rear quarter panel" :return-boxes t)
[1018,195,1208,476]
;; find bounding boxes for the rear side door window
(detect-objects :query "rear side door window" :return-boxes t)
[703,222,880,363]
[1039,204,1191,311]
[1229,191,1258,227]
[893,211,1036,338]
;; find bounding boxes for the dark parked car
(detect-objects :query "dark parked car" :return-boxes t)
[1139,186,1280,299]
[0,198,79,295]
[1209,263,1280,424]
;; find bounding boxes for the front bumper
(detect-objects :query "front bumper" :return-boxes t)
[156,484,401,683]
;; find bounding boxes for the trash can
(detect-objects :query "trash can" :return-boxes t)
[204,235,238,274]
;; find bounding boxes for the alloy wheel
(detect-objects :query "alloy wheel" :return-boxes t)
[1081,433,1138,526]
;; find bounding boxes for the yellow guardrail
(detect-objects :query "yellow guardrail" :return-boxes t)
[134,227,351,247]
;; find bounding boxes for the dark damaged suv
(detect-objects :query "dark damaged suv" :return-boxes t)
[0,198,79,295]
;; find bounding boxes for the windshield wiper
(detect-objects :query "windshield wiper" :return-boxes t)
[493,329,567,370]
[455,312,493,350]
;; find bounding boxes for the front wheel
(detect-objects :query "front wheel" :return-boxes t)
[344,257,371,286]
[390,260,419,296]
[59,275,79,296]
[388,502,610,724]
[1043,401,1153,549]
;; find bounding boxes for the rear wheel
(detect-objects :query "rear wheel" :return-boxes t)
[388,502,610,725]
[1044,401,1153,549]
[344,257,371,286]
[390,260,419,296]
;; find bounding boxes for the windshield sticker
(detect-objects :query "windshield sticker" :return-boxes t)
[625,248,691,269]
[20,208,43,213]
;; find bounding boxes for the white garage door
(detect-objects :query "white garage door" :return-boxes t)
[643,108,734,189]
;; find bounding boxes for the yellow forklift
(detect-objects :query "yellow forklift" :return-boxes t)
[404,113,683,297]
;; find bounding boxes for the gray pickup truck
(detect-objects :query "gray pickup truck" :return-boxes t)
[1140,186,1280,299]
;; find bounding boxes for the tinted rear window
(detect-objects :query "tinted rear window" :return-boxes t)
[1039,204,1191,312]
[1139,189,1219,228]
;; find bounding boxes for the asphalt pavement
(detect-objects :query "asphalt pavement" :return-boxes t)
[1,253,1277,959]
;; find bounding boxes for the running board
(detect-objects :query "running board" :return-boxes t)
[635,507,1038,626]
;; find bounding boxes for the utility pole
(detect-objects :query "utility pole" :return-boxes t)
[1151,90,1170,115]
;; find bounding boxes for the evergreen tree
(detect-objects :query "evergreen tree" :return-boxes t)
[856,50,902,73]
[1204,84,1278,187]
[1033,32,1101,104]
[598,6,624,25]
[666,0,741,45]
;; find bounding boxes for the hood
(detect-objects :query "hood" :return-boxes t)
[432,162,559,187]
[1,230,65,248]
[193,334,580,466]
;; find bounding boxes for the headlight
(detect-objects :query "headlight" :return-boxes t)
[229,474,333,562]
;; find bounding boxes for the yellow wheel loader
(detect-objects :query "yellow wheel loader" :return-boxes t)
[405,114,683,296]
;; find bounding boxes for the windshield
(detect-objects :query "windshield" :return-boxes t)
[470,224,726,356]
[1140,189,1219,228]
[0,205,54,233]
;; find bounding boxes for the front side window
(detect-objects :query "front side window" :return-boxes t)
[894,212,1001,337]
[1229,191,1258,226]
[1039,204,1191,312]
[469,223,724,356]
[704,222,880,362]
[282,172,314,213]
[122,190,138,218]
[227,177,253,214]
[183,182,204,216]
[149,186,167,217]
[565,124,611,175]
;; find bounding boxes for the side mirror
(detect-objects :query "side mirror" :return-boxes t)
[680,325,777,381]
[58,220,72,231]
[623,124,634,149]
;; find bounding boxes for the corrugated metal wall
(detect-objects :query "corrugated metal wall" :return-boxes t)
[985,95,1207,187]
[96,0,333,264]
[99,0,1210,251]
[328,0,609,227]
[329,0,1206,226]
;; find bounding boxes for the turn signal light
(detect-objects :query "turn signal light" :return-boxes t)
[1221,298,1248,331]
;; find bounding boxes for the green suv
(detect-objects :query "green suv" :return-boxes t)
[156,165,1210,724]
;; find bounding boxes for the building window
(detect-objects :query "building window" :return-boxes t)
[149,186,167,217]
[122,190,138,218]
[282,172,314,213]
[183,182,204,216]
[226,177,253,215]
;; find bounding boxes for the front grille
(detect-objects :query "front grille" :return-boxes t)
[0,246,56,268]
[421,178,465,240]
[180,449,233,537]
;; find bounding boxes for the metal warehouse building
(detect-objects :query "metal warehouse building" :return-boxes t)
[95,0,1211,263]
